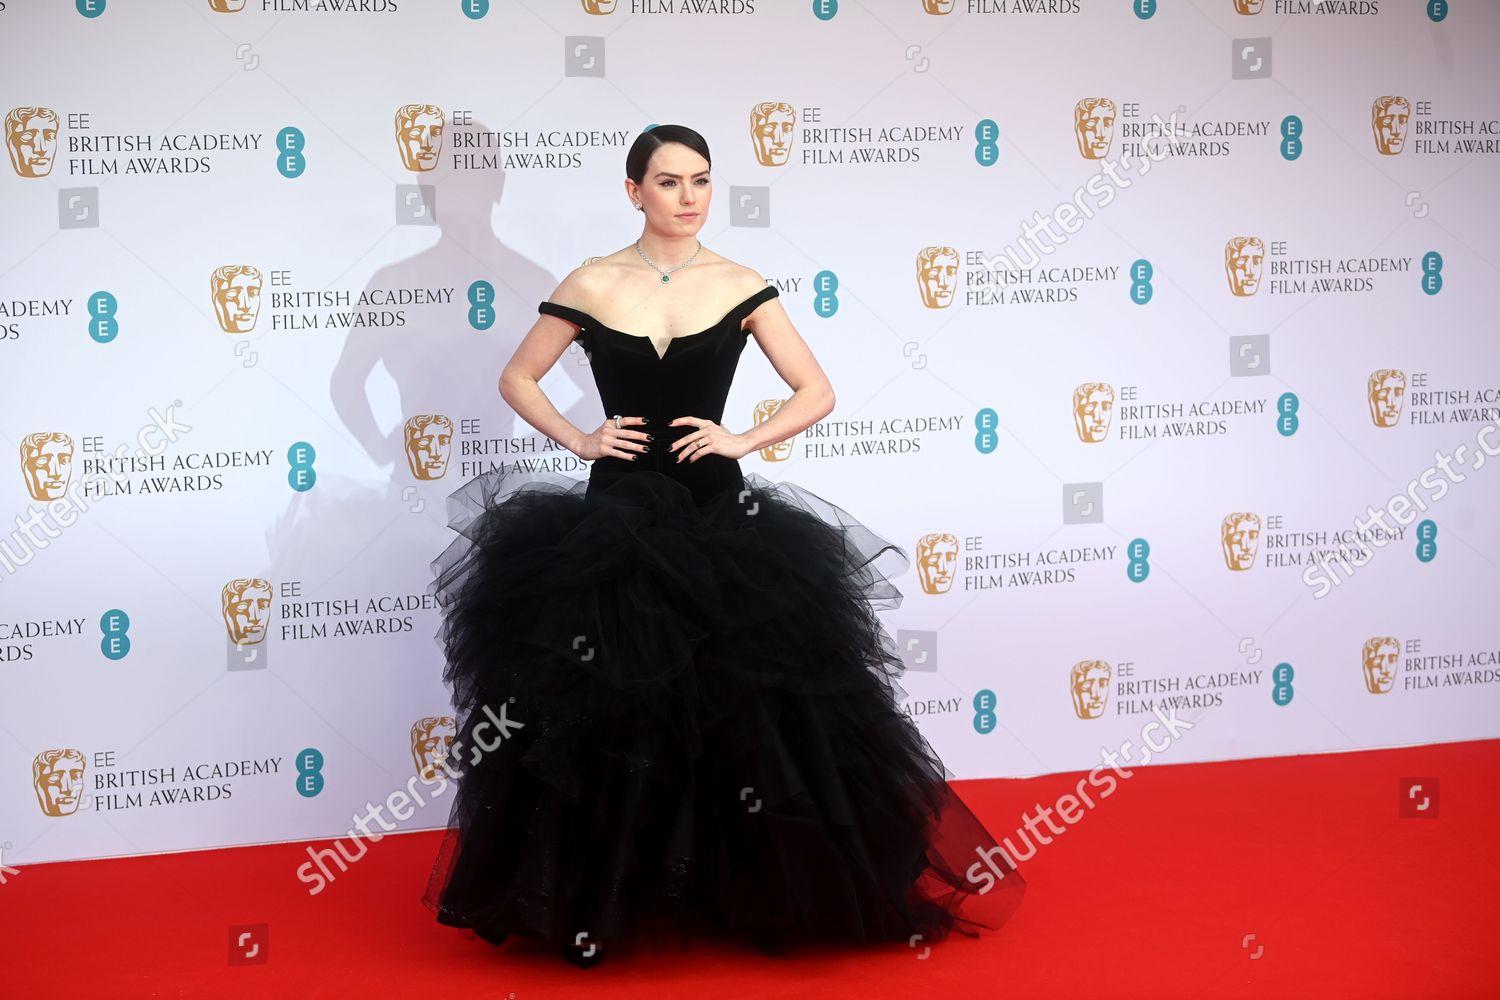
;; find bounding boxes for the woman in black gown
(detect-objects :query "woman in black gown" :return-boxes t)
[423,124,1026,967]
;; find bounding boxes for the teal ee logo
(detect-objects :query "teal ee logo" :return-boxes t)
[460,0,491,18]
[277,127,305,179]
[1427,0,1448,22]
[1127,537,1150,583]
[295,748,324,797]
[1133,0,1156,18]
[1276,392,1299,436]
[1280,115,1303,161]
[76,0,105,16]
[813,270,838,318]
[287,441,316,492]
[1416,519,1437,562]
[100,609,130,660]
[975,118,999,167]
[973,689,997,734]
[468,280,494,330]
[1272,662,1294,706]
[811,0,838,20]
[975,407,999,454]
[88,291,118,343]
[1421,251,1443,295]
[1129,259,1153,305]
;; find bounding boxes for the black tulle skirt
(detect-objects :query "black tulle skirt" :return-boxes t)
[421,463,1026,957]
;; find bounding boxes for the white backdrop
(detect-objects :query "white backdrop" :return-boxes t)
[3,0,1497,868]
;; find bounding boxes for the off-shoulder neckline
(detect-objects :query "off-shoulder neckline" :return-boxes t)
[540,286,778,360]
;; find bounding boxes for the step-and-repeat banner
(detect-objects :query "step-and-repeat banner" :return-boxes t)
[3,1,1497,870]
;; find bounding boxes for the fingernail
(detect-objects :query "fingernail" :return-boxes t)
[642,445,650,452]
[647,434,654,441]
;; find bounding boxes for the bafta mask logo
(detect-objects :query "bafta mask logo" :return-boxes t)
[208,0,248,11]
[20,432,74,501]
[917,246,960,308]
[1224,236,1265,296]
[581,0,618,12]
[1368,369,1407,428]
[1074,98,1116,160]
[404,415,454,480]
[753,399,794,462]
[1070,660,1112,720]
[922,0,957,12]
[582,255,604,265]
[915,532,959,595]
[1233,0,1265,13]
[749,102,796,167]
[396,104,446,172]
[1073,382,1116,443]
[211,264,263,334]
[1371,96,1411,156]
[5,106,59,178]
[33,748,86,817]
[1361,635,1400,694]
[1221,512,1262,571]
[411,716,456,782]
[222,578,273,646]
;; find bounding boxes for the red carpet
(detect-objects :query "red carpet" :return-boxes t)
[5,738,1496,999]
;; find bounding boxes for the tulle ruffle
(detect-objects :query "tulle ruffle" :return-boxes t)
[421,463,1026,956]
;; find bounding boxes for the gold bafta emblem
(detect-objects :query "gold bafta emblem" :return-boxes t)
[1368,369,1407,428]
[749,102,795,167]
[582,255,603,265]
[1224,237,1264,296]
[1361,636,1400,694]
[1221,512,1261,571]
[208,0,248,11]
[20,432,74,501]
[210,264,263,334]
[411,716,457,781]
[5,106,59,178]
[1074,98,1116,160]
[1233,0,1265,13]
[753,399,794,462]
[922,0,957,12]
[1371,96,1410,156]
[1073,383,1115,443]
[222,578,273,646]
[396,104,446,172]
[581,0,618,11]
[917,246,959,308]
[915,532,959,595]
[1070,660,1112,720]
[404,415,454,480]
[33,748,86,817]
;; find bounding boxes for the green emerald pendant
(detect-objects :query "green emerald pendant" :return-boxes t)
[661,274,670,283]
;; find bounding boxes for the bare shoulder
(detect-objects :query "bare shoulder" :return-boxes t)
[711,257,773,300]
[544,258,618,317]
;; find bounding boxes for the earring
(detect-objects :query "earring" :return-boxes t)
[634,203,642,211]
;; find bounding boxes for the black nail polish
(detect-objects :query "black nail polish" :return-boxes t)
[642,445,650,452]
[647,434,654,441]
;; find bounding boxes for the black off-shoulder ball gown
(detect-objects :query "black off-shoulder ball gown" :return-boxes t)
[422,285,1026,960]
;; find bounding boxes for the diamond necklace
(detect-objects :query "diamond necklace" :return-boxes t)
[635,239,702,284]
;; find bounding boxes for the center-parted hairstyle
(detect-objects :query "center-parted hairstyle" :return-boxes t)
[626,124,712,184]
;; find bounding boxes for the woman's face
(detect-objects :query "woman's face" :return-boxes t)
[633,142,711,232]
